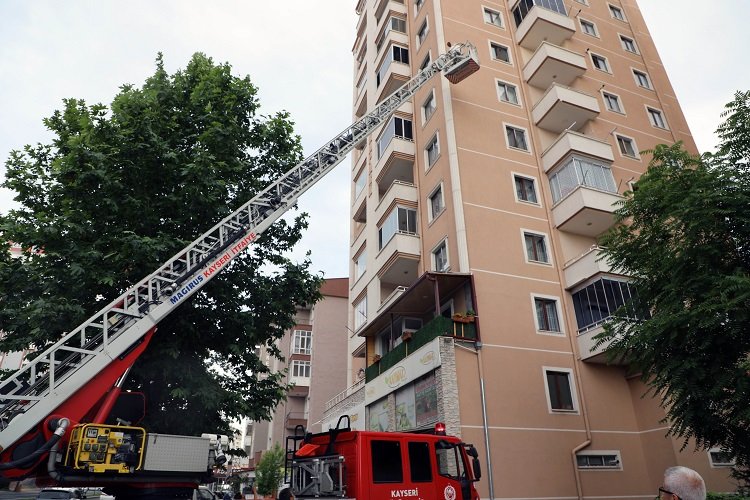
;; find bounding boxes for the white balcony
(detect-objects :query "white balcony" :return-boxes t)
[375,232,420,287]
[563,246,616,289]
[374,137,415,190]
[515,6,576,51]
[376,181,417,221]
[532,84,600,133]
[552,186,622,237]
[577,325,625,365]
[542,131,614,173]
[523,42,587,90]
[376,61,410,103]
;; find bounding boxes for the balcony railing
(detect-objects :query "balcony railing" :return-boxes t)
[365,315,476,382]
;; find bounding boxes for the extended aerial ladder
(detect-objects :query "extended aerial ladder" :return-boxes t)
[0,42,479,481]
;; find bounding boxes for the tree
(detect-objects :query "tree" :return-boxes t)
[598,91,750,472]
[0,53,322,436]
[254,444,285,497]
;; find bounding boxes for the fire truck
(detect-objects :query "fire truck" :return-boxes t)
[0,42,481,499]
[286,417,481,500]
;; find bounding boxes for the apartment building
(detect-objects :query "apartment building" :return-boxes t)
[326,0,737,498]
[246,278,349,466]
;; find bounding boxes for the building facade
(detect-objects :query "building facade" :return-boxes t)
[246,278,349,466]
[329,0,737,498]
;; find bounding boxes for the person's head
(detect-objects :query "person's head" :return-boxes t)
[660,466,706,500]
[278,488,293,500]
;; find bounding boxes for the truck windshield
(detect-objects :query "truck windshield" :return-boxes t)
[436,443,466,480]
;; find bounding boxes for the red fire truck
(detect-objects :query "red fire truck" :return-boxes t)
[286,418,482,500]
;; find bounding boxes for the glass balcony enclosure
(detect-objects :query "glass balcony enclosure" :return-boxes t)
[572,277,642,333]
[377,117,413,158]
[549,156,616,204]
[513,0,566,27]
[378,206,417,249]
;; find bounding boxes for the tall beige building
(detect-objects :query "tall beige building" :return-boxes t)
[326,0,737,498]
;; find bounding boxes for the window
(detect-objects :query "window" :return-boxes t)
[505,125,528,151]
[572,278,646,333]
[428,184,445,220]
[602,92,623,113]
[633,70,652,89]
[354,249,366,281]
[376,16,407,51]
[576,452,621,469]
[549,156,617,203]
[514,175,538,203]
[616,134,638,158]
[372,440,403,483]
[377,45,409,87]
[573,0,588,4]
[709,449,735,467]
[377,116,413,157]
[609,4,625,21]
[354,169,366,198]
[534,297,561,333]
[647,107,667,129]
[483,7,503,27]
[436,443,466,480]
[378,206,418,249]
[524,233,549,264]
[354,296,367,330]
[497,81,519,105]
[414,0,424,13]
[513,0,566,27]
[620,35,637,53]
[490,42,511,63]
[426,134,440,167]
[591,54,610,72]
[580,19,597,36]
[545,369,576,411]
[292,330,312,355]
[291,360,311,378]
[419,53,432,71]
[433,240,449,272]
[417,19,429,45]
[409,442,433,482]
[422,91,436,123]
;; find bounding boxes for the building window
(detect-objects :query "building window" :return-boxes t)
[549,156,616,203]
[422,91,436,123]
[591,53,610,73]
[524,232,549,264]
[572,278,646,333]
[354,249,366,281]
[573,0,588,4]
[377,116,413,158]
[609,4,625,21]
[514,175,538,204]
[377,44,409,87]
[432,239,449,272]
[490,42,511,63]
[616,134,638,158]
[545,369,576,411]
[354,296,367,331]
[354,169,366,198]
[417,19,429,45]
[709,449,736,467]
[414,0,424,13]
[378,206,418,249]
[580,19,597,36]
[602,92,623,113]
[291,360,311,378]
[483,7,503,27]
[420,53,432,71]
[505,125,529,151]
[576,452,621,469]
[633,70,652,89]
[428,184,445,220]
[513,0,566,27]
[647,107,668,129]
[292,330,312,355]
[497,81,519,105]
[376,16,407,52]
[534,297,561,333]
[426,134,440,167]
[620,35,637,53]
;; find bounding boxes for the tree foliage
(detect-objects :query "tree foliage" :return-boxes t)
[598,90,750,470]
[254,443,285,496]
[0,53,322,436]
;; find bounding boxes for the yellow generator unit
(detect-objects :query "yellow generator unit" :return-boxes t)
[64,423,145,473]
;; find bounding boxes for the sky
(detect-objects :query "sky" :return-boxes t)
[0,1,748,280]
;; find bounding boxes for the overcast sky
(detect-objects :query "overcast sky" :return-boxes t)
[1,1,748,280]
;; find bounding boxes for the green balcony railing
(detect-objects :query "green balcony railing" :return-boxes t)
[365,315,477,382]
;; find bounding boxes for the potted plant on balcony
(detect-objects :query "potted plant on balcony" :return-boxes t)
[452,310,476,323]
[401,330,414,342]
[372,354,381,363]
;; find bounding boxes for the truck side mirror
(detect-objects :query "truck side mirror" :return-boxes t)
[472,457,482,481]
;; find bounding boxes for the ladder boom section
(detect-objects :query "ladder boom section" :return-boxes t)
[0,42,479,451]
